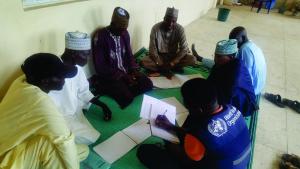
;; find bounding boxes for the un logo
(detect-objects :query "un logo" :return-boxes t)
[208,118,228,137]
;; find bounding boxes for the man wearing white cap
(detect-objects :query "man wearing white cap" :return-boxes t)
[141,7,197,78]
[49,31,112,145]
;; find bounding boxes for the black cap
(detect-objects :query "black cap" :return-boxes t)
[21,53,77,81]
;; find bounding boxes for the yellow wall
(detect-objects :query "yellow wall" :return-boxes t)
[0,0,216,100]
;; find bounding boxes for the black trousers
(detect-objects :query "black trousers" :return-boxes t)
[137,144,181,169]
[137,144,207,169]
[91,74,153,109]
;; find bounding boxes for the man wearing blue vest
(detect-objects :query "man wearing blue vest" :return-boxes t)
[137,78,251,169]
[192,27,266,96]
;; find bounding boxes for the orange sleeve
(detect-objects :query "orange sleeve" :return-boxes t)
[184,134,206,161]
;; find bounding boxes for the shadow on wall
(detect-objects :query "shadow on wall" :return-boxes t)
[83,6,108,78]
[87,25,105,78]
[84,6,106,33]
[131,23,144,52]
[0,68,23,101]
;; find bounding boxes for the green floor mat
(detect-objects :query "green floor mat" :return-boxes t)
[80,150,111,169]
[84,88,184,169]
[87,66,208,145]
[81,62,257,169]
[83,93,254,169]
[81,65,208,169]
[83,92,254,169]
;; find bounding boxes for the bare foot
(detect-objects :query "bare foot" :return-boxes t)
[191,44,203,62]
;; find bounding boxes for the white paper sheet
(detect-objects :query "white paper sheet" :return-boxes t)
[161,97,189,127]
[140,95,179,143]
[140,95,176,123]
[93,132,136,164]
[150,122,179,143]
[176,112,189,127]
[122,119,151,144]
[150,74,203,89]
[161,97,188,114]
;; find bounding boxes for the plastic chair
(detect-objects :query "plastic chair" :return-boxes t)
[251,0,274,14]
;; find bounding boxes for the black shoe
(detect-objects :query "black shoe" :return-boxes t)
[279,160,299,169]
[264,93,285,108]
[282,99,300,113]
[281,154,300,168]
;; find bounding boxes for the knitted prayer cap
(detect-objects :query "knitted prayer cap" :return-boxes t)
[215,39,238,55]
[65,31,91,51]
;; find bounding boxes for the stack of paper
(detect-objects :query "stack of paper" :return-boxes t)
[150,74,203,89]
[161,97,189,127]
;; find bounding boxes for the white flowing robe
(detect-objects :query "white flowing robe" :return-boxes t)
[49,65,100,145]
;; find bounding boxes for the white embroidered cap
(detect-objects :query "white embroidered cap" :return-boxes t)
[65,31,91,50]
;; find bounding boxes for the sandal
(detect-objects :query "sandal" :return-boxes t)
[281,154,300,168]
[282,99,300,114]
[264,93,285,108]
[279,160,299,169]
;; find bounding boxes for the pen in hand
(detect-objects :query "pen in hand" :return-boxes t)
[162,109,168,116]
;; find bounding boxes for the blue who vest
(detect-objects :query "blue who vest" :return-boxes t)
[184,105,251,169]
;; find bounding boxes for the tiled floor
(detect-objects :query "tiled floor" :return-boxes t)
[184,6,300,169]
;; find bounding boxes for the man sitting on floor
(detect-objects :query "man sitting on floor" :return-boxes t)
[0,53,88,169]
[207,39,257,116]
[137,78,251,169]
[193,26,267,96]
[229,26,266,96]
[49,31,112,145]
[141,7,197,78]
[92,7,153,109]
